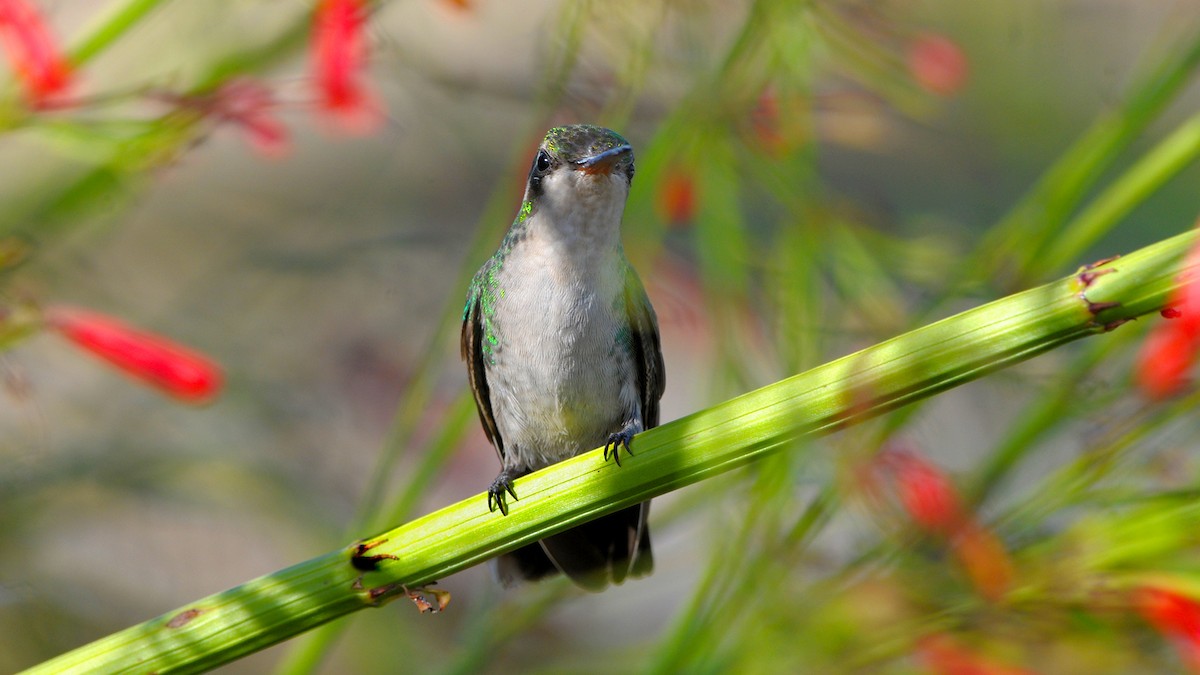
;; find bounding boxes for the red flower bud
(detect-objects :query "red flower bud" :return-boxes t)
[0,0,73,107]
[908,33,969,97]
[45,307,223,404]
[310,0,383,134]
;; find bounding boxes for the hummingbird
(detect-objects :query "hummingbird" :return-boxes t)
[461,124,665,591]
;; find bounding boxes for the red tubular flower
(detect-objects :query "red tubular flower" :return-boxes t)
[657,168,696,227]
[886,450,966,535]
[1137,236,1200,399]
[45,306,223,404]
[1137,327,1198,400]
[310,0,382,134]
[907,33,969,97]
[0,0,72,107]
[1137,587,1200,672]
[872,448,1014,599]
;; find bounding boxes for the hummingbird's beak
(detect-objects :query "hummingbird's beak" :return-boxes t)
[573,144,632,176]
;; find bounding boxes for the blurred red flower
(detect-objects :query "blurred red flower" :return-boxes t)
[908,33,969,97]
[951,523,1014,601]
[212,79,290,159]
[1137,327,1197,400]
[751,88,783,151]
[886,449,966,535]
[869,448,1014,599]
[1137,587,1200,672]
[916,634,1034,675]
[310,0,382,134]
[750,87,805,157]
[45,306,223,404]
[658,168,696,227]
[152,79,290,159]
[1136,236,1200,399]
[0,0,72,107]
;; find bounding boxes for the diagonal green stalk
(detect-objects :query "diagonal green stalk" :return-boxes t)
[951,25,1200,292]
[67,0,176,66]
[1037,110,1200,273]
[23,229,1199,675]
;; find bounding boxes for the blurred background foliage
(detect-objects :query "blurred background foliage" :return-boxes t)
[2,0,1200,672]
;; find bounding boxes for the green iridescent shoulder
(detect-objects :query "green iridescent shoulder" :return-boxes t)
[463,258,493,319]
[463,199,534,322]
[462,279,479,321]
[464,250,503,318]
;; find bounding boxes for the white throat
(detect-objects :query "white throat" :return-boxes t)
[529,168,629,260]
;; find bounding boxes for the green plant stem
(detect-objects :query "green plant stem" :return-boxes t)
[68,0,176,65]
[956,25,1200,291]
[270,394,476,675]
[23,229,1198,675]
[1038,110,1200,273]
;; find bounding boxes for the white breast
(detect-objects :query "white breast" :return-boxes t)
[485,226,639,471]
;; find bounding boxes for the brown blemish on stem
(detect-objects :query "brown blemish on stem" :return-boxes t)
[350,539,399,572]
[166,608,204,629]
[1074,257,1126,331]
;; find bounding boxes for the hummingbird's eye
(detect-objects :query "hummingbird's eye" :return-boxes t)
[534,150,552,174]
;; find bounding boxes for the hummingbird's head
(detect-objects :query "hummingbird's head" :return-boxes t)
[522,125,635,238]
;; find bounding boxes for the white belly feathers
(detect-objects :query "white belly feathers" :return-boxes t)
[485,244,638,471]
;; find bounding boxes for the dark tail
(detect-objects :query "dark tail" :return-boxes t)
[492,501,652,591]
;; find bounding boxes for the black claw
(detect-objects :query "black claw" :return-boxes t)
[488,472,517,516]
[604,427,637,466]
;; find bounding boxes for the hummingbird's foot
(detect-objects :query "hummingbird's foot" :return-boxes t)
[488,471,519,516]
[604,421,641,466]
